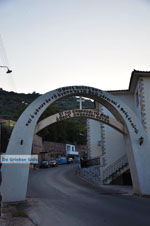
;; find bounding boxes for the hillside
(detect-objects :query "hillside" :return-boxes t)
[0,89,39,120]
[0,89,94,145]
[0,88,94,121]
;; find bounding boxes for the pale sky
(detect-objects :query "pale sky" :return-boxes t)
[0,0,150,93]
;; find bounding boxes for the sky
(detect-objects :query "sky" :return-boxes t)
[0,0,150,94]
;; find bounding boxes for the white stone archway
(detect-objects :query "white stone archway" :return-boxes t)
[2,86,150,202]
[35,109,125,134]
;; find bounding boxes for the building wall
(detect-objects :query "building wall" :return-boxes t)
[139,77,150,139]
[32,134,43,154]
[99,107,126,169]
[32,136,88,161]
[43,141,66,159]
[87,93,134,170]
[76,144,88,158]
[87,75,150,175]
[113,93,135,113]
[87,119,102,159]
[39,152,52,162]
[102,125,126,169]
[43,141,88,159]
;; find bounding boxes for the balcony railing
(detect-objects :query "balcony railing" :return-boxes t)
[102,154,128,181]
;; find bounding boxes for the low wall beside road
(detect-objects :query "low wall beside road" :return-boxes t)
[75,165,102,186]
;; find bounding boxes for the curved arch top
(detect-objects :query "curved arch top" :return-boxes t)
[23,85,140,135]
[35,109,125,134]
[2,85,150,202]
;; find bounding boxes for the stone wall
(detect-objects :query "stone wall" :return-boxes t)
[32,134,43,154]
[76,144,88,158]
[43,141,66,159]
[76,165,101,185]
[32,135,88,161]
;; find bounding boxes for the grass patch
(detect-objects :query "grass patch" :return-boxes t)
[12,210,28,218]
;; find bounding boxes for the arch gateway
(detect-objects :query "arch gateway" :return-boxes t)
[2,81,150,201]
[35,109,125,134]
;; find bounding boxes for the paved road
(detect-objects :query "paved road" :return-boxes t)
[27,165,150,226]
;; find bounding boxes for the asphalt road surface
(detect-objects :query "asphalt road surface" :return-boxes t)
[27,165,150,226]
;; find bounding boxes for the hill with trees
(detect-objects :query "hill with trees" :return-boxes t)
[0,89,94,145]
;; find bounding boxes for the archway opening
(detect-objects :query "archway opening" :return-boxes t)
[32,103,131,187]
[2,85,150,202]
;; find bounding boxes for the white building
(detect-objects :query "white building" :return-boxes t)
[66,144,79,156]
[87,70,150,185]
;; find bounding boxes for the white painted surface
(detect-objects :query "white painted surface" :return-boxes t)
[87,80,150,194]
[113,93,135,113]
[101,107,126,170]
[103,125,126,168]
[141,78,150,139]
[87,119,102,159]
[87,106,127,174]
[66,144,78,156]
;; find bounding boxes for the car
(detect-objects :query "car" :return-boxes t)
[56,157,68,164]
[74,157,80,163]
[67,157,73,164]
[48,160,58,167]
[40,160,49,168]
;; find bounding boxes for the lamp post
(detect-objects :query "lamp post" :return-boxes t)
[0,65,12,74]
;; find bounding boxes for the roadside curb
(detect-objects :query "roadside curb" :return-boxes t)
[76,174,133,196]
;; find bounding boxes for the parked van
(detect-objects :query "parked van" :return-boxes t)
[56,157,67,164]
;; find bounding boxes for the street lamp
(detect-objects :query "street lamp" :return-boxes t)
[0,66,12,74]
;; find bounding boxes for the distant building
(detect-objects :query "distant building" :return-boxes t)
[66,144,78,156]
[32,135,88,162]
[43,141,66,159]
[0,118,15,127]
[32,134,43,154]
